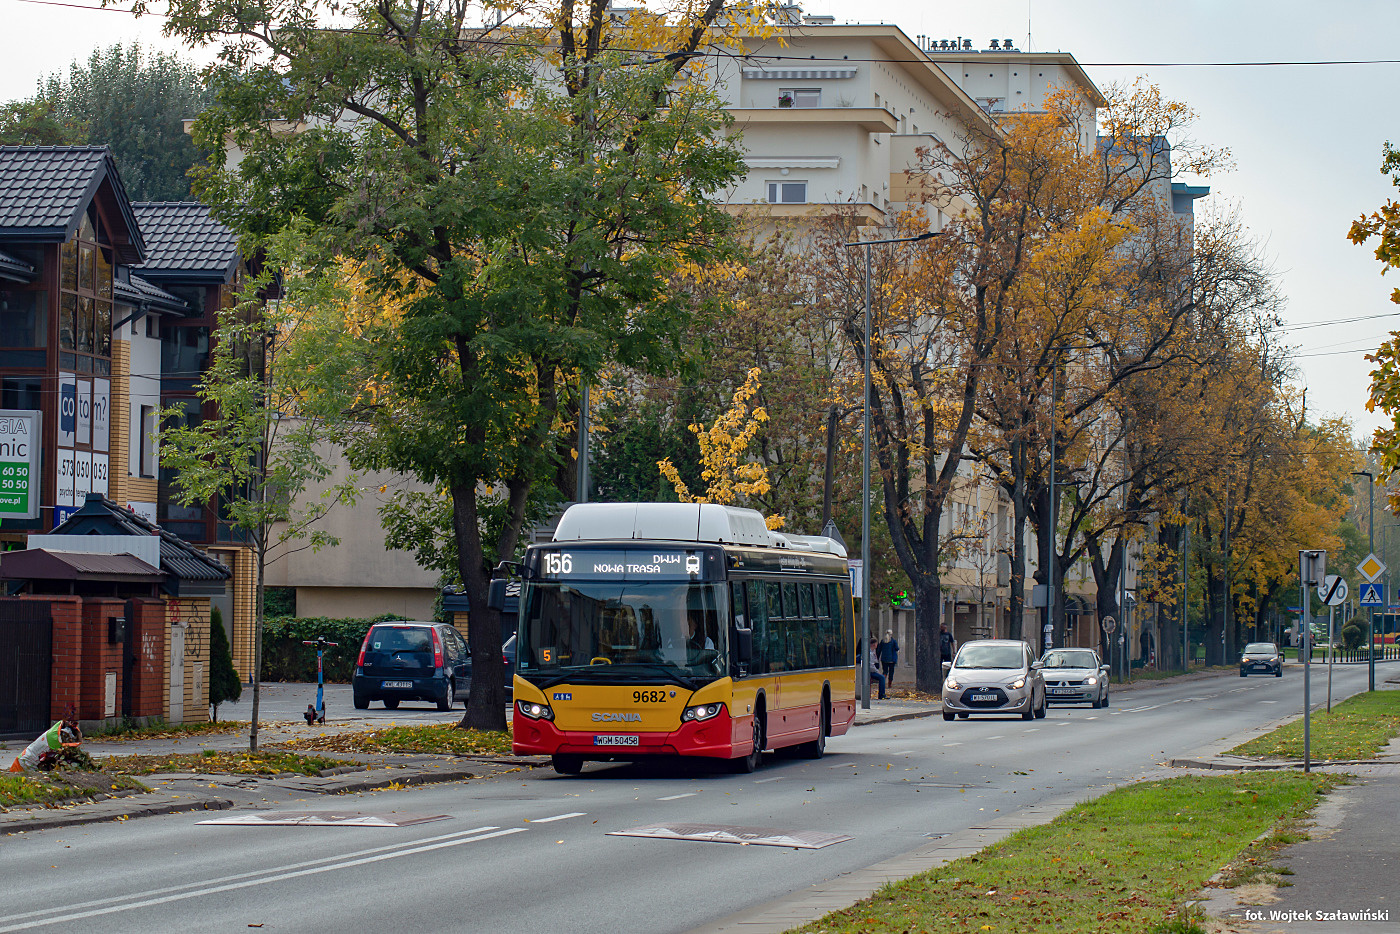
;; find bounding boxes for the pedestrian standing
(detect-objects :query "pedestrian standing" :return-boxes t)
[939,623,956,689]
[877,630,899,686]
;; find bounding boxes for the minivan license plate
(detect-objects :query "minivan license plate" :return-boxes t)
[970,693,997,702]
[381,680,413,689]
[594,735,639,746]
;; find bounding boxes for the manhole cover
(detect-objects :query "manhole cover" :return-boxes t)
[607,822,851,849]
[198,811,451,827]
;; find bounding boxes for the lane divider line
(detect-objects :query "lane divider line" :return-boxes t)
[530,812,586,823]
[657,793,697,800]
[0,828,527,933]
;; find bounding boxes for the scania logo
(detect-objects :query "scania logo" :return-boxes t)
[591,712,642,722]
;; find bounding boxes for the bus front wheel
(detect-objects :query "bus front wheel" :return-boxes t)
[733,712,764,773]
[552,754,583,775]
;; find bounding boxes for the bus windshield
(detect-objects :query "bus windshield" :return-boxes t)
[517,581,728,686]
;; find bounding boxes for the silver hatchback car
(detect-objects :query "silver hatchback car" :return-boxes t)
[1037,647,1110,708]
[942,640,1046,721]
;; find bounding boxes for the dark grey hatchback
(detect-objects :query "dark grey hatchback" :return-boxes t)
[352,622,471,710]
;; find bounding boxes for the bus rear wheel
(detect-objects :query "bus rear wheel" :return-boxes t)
[552,754,583,775]
[800,700,828,759]
[733,712,764,773]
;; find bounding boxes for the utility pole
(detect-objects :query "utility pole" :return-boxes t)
[1182,517,1190,671]
[1354,470,1375,691]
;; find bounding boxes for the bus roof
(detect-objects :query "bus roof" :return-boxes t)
[552,503,847,558]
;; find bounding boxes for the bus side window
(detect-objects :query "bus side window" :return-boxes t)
[747,580,769,674]
[731,582,747,629]
[833,582,854,665]
[765,581,786,672]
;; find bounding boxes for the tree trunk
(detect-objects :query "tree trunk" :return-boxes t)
[1005,438,1028,642]
[912,577,943,694]
[1089,539,1123,664]
[452,484,508,732]
[249,541,264,753]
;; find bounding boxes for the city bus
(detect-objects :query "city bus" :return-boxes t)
[492,502,857,774]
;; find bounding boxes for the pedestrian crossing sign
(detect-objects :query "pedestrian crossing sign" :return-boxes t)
[1360,582,1385,607]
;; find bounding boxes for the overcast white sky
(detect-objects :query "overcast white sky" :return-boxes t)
[3,0,1398,440]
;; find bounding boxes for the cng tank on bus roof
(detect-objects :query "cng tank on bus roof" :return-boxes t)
[552,502,779,547]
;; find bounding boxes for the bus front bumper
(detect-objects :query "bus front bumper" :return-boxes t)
[513,708,742,759]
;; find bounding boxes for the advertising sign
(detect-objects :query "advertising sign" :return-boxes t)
[92,378,109,452]
[57,372,75,448]
[0,409,41,519]
[76,379,91,446]
[56,448,75,508]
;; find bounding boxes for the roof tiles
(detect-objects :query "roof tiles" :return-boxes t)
[131,201,239,279]
[0,146,117,231]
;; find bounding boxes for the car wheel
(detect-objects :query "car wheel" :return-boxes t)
[1275,668,1283,677]
[733,712,764,773]
[943,711,955,721]
[383,698,400,710]
[1034,691,1047,718]
[800,701,828,759]
[353,693,369,710]
[1240,670,1248,677]
[958,713,969,719]
[552,754,583,775]
[1021,700,1035,721]
[1101,691,1109,709]
[437,681,455,712]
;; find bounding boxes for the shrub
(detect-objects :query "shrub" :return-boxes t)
[261,614,412,682]
[208,606,242,718]
[1341,622,1364,651]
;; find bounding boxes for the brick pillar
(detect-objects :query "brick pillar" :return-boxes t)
[130,598,167,718]
[81,599,126,722]
[42,596,82,723]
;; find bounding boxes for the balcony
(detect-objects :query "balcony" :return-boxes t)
[727,107,900,134]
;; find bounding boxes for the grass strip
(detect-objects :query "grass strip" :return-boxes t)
[792,772,1336,934]
[1230,689,1400,761]
[278,724,514,757]
[0,772,147,809]
[85,720,249,741]
[100,750,349,776]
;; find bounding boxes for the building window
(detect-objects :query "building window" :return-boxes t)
[766,181,808,204]
[58,207,113,374]
[2,377,42,410]
[778,88,820,108]
[139,405,157,477]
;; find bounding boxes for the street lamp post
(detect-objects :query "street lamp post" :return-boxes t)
[1353,470,1375,691]
[1044,342,1104,662]
[844,229,940,708]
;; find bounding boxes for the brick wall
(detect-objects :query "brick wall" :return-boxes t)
[130,598,166,718]
[80,599,126,720]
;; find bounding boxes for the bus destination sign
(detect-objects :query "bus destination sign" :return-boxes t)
[539,549,702,580]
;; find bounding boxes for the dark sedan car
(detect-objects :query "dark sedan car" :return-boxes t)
[353,622,471,710]
[1240,642,1283,677]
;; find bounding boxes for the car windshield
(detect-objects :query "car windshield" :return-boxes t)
[1244,643,1277,654]
[1041,649,1097,669]
[954,644,1024,669]
[517,581,727,685]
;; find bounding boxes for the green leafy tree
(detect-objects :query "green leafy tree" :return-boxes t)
[207,605,242,721]
[159,224,361,751]
[0,44,211,200]
[159,0,757,731]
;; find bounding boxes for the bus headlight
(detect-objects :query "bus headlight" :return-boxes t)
[681,703,725,722]
[516,700,554,721]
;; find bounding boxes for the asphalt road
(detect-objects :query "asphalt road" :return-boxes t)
[0,662,1391,934]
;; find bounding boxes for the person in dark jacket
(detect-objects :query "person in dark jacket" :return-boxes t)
[861,638,886,699]
[877,630,900,685]
[939,624,956,690]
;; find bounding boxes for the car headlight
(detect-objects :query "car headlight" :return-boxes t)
[516,700,554,721]
[1086,676,1097,685]
[681,703,725,722]
[1010,677,1026,689]
[945,678,961,690]
[1241,657,1249,664]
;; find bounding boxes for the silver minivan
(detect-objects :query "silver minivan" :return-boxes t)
[942,639,1046,721]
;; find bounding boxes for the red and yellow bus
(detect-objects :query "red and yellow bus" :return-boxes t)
[498,502,856,774]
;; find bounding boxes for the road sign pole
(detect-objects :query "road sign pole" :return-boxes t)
[1327,605,1334,713]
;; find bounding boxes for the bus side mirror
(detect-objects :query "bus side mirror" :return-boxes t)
[733,628,753,665]
[487,579,509,612]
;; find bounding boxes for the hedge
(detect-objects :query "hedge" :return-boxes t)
[261,615,414,682]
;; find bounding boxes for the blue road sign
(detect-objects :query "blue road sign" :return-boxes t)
[1360,582,1385,607]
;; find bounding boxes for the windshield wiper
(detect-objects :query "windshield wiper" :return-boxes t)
[528,664,698,691]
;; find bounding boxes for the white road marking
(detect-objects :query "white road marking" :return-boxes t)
[985,736,1004,740]
[531,811,586,822]
[890,750,914,755]
[753,777,784,784]
[657,793,696,800]
[1023,728,1039,733]
[0,827,527,932]
[942,742,962,746]
[1259,700,1279,704]
[829,762,856,768]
